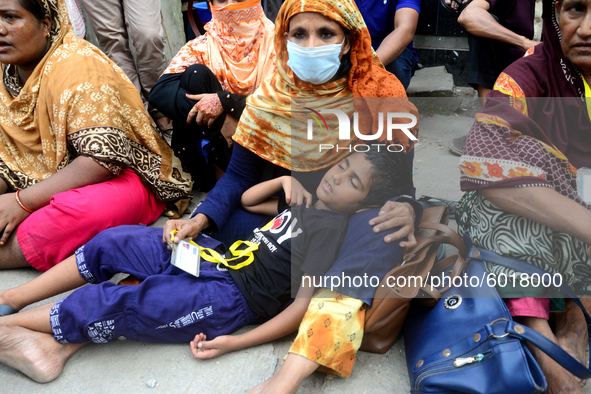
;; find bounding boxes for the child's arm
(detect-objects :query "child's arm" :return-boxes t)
[241,176,313,216]
[240,176,287,216]
[190,276,315,359]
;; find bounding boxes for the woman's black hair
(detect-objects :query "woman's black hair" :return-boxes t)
[18,0,48,21]
[334,28,352,80]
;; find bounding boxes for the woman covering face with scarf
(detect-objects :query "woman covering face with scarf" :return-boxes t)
[149,0,277,191]
[0,0,192,274]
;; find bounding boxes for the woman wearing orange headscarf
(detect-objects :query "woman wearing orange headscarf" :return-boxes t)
[164,0,419,258]
[149,0,276,191]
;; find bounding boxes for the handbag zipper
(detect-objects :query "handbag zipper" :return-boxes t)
[414,351,492,390]
[453,353,484,367]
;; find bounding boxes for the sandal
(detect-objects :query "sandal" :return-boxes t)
[440,0,472,13]
[159,127,174,138]
[0,304,17,316]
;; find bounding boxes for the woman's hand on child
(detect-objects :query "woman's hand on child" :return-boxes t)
[185,93,224,127]
[190,333,235,359]
[369,201,417,247]
[281,176,313,208]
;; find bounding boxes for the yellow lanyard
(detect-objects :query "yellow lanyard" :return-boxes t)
[170,231,259,270]
[583,77,591,122]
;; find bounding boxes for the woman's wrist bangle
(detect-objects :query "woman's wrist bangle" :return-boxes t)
[15,189,34,213]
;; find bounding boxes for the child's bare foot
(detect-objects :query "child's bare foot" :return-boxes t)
[248,374,294,394]
[0,324,81,383]
[552,299,590,387]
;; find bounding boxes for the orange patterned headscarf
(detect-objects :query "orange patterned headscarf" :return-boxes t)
[163,0,276,95]
[233,0,419,171]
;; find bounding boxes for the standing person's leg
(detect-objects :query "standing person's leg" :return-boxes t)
[80,0,142,94]
[448,23,509,156]
[384,47,417,91]
[121,0,168,112]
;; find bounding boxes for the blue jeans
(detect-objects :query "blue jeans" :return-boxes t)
[384,47,417,90]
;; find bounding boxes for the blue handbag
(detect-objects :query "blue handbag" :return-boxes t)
[403,234,591,394]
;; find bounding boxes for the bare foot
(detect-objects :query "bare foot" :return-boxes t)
[553,299,590,387]
[535,352,584,394]
[521,317,584,394]
[248,375,291,394]
[0,324,82,383]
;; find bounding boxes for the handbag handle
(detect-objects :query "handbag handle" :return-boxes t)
[413,222,468,257]
[467,245,591,380]
[403,222,467,263]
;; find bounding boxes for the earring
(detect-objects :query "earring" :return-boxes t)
[47,32,51,38]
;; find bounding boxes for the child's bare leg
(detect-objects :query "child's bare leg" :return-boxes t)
[0,302,55,333]
[0,324,85,383]
[0,255,85,312]
[248,354,320,394]
[520,316,583,394]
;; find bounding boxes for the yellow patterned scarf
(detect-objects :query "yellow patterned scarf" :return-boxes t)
[233,0,418,171]
[0,0,192,201]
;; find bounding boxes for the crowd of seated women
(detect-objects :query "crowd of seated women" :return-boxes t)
[0,0,590,393]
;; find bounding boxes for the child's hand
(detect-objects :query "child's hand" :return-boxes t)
[190,333,235,359]
[281,176,313,208]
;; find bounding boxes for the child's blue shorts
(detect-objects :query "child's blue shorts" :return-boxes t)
[50,225,257,344]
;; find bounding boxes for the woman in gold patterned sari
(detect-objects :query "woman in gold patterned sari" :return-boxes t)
[0,0,192,273]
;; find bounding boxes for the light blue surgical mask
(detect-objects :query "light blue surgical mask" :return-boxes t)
[286,39,345,85]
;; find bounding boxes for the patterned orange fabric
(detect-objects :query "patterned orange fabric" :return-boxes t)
[233,0,419,171]
[0,0,192,200]
[163,0,276,96]
[493,72,528,116]
[289,288,365,378]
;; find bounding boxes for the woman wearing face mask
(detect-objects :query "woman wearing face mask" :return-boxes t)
[149,0,276,191]
[164,0,420,253]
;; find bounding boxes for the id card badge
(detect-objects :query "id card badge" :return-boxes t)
[171,240,201,277]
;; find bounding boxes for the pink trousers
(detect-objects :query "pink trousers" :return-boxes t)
[17,169,166,271]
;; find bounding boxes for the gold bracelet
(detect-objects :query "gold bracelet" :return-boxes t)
[15,189,34,213]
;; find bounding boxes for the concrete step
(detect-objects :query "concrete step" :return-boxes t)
[407,66,455,97]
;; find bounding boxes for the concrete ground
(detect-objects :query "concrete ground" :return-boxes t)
[3,112,590,393]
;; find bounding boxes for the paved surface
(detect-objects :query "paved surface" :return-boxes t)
[3,113,589,393]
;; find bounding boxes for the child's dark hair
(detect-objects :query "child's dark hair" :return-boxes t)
[358,150,413,207]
